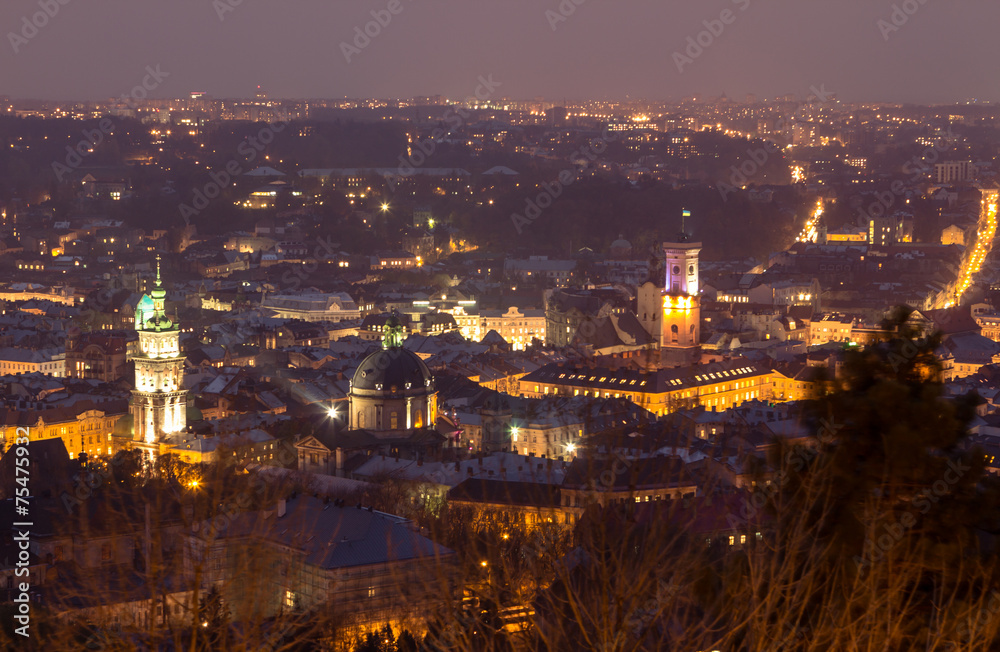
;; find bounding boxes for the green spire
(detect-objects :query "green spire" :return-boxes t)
[140,254,174,332]
[382,315,404,349]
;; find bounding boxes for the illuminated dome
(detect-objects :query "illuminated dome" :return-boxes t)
[351,347,433,393]
[348,315,437,432]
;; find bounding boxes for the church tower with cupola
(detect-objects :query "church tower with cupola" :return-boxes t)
[661,231,702,365]
[131,256,186,451]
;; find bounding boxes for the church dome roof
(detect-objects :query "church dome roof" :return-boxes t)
[352,347,433,393]
[144,314,174,331]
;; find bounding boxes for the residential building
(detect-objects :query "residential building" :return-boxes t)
[66,332,131,382]
[185,495,457,629]
[0,347,65,377]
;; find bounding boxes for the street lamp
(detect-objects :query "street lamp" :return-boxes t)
[380,202,390,213]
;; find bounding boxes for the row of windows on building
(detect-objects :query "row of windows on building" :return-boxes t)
[705,532,764,546]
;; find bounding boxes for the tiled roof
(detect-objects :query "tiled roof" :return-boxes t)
[198,495,454,570]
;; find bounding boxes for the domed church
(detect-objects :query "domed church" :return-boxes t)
[348,316,437,433]
[296,317,446,477]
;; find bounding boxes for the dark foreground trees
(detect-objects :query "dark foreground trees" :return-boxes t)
[6,314,1000,650]
[533,313,1000,651]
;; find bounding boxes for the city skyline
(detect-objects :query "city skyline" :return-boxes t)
[1,0,999,104]
[7,1,1000,648]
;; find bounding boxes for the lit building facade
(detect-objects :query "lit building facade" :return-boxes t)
[869,213,914,246]
[479,307,546,350]
[661,237,702,360]
[0,403,128,461]
[131,259,187,451]
[519,360,772,417]
[809,314,855,346]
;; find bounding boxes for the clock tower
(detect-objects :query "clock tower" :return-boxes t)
[661,235,701,364]
[131,256,186,454]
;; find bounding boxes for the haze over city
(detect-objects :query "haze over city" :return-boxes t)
[2,0,1000,103]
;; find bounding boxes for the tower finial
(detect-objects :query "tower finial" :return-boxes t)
[382,314,404,349]
[155,254,162,287]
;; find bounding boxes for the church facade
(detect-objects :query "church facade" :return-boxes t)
[296,317,444,477]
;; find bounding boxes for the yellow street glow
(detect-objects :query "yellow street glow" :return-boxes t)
[796,199,824,244]
[953,196,997,302]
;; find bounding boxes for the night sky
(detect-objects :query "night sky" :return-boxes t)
[1,0,997,103]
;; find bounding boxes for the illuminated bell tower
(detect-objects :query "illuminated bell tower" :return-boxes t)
[661,235,701,362]
[132,256,186,450]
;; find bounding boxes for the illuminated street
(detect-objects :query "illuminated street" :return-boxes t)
[946,190,998,307]
[796,199,824,243]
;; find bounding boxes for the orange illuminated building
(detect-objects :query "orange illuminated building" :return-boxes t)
[661,235,701,364]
